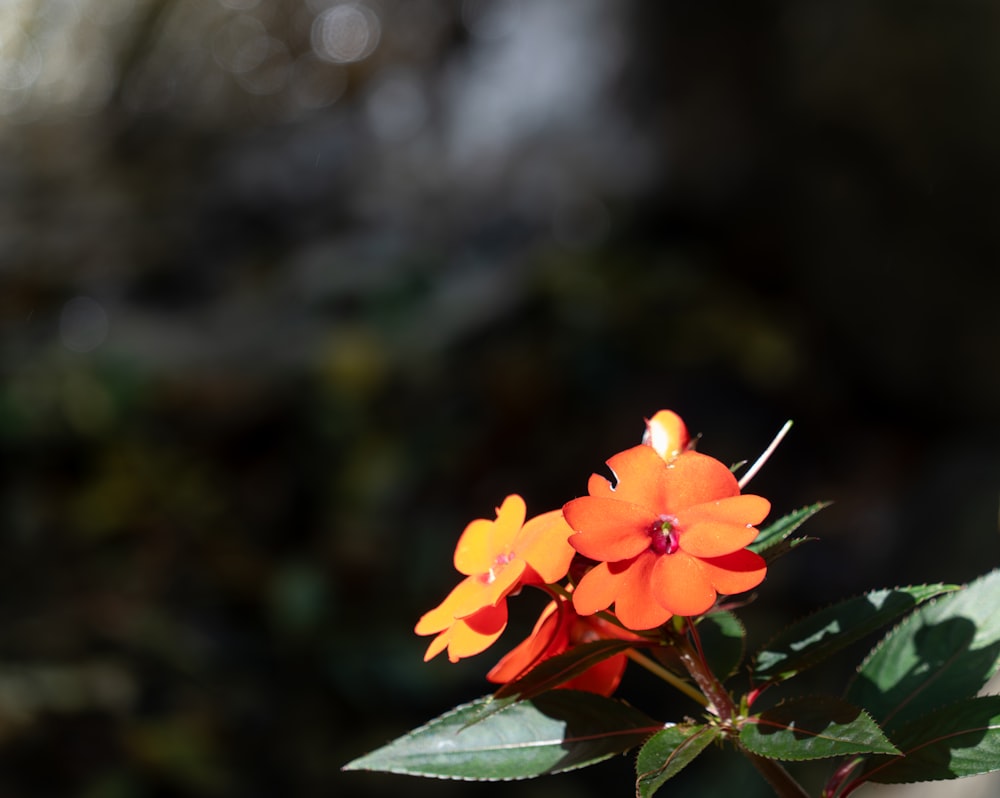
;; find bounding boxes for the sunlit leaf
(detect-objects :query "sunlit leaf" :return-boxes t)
[845,569,1000,731]
[342,691,658,780]
[739,696,899,761]
[857,696,1000,785]
[636,724,720,798]
[752,584,957,682]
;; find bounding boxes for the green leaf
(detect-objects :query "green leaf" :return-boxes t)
[845,569,1000,731]
[739,696,900,761]
[753,584,958,682]
[857,696,1000,785]
[636,724,720,798]
[749,502,829,554]
[342,691,658,780]
[756,534,817,566]
[696,611,746,681]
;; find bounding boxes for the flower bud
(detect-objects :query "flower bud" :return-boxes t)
[642,409,690,461]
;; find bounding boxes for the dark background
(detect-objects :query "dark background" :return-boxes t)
[2,1,999,796]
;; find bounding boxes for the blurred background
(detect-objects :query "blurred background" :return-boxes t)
[2,0,999,796]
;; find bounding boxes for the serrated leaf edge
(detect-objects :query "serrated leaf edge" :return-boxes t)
[343,694,568,780]
[741,695,900,762]
[846,570,1000,694]
[343,692,657,782]
[854,693,1000,786]
[753,583,958,680]
[849,589,954,674]
[750,501,831,553]
[636,723,720,796]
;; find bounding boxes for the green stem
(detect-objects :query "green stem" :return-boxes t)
[625,650,708,707]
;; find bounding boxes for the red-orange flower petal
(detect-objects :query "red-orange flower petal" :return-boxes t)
[486,602,563,684]
[677,496,770,557]
[587,471,615,498]
[415,576,484,635]
[662,451,740,509]
[564,498,654,561]
[649,550,718,616]
[480,559,528,605]
[677,520,757,558]
[591,446,670,507]
[699,548,767,595]
[453,494,526,575]
[613,551,675,630]
[424,603,508,663]
[487,598,636,696]
[572,560,626,617]
[567,654,629,696]
[681,494,771,529]
[414,559,526,637]
[515,509,575,584]
[423,630,450,661]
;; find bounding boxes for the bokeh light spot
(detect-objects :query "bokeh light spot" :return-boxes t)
[311,4,380,64]
[0,37,42,92]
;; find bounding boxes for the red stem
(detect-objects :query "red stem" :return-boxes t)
[671,619,811,798]
[674,619,734,721]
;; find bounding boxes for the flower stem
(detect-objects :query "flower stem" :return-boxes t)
[644,622,811,798]
[673,621,734,722]
[821,757,863,798]
[625,650,708,707]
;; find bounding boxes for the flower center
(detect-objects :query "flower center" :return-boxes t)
[483,551,515,584]
[649,514,680,555]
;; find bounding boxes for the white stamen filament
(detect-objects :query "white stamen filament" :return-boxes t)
[739,420,793,489]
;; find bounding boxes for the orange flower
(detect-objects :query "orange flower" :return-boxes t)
[642,409,690,461]
[565,445,770,630]
[415,495,575,662]
[486,596,641,696]
[416,603,509,665]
